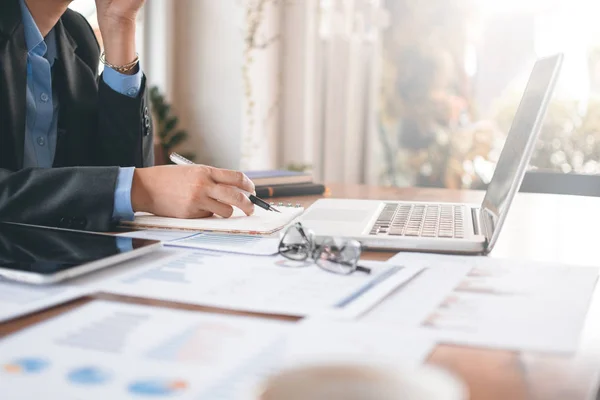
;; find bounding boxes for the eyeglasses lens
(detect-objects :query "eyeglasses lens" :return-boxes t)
[279,224,313,261]
[314,238,362,275]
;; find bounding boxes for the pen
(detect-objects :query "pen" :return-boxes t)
[169,152,281,213]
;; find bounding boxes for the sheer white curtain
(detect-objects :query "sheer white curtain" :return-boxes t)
[279,0,387,184]
[142,0,174,97]
[99,0,387,175]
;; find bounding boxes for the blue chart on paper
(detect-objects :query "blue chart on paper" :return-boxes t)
[128,379,188,397]
[183,234,263,246]
[3,357,50,374]
[67,367,112,385]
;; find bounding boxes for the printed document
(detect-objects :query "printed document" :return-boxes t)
[99,250,424,317]
[0,300,292,400]
[364,253,599,353]
[166,233,281,256]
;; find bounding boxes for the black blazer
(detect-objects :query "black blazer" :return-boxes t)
[0,0,154,231]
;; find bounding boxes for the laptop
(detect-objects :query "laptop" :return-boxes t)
[299,53,563,254]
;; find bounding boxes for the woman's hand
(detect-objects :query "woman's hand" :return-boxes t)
[95,0,145,70]
[131,165,257,219]
[95,0,145,27]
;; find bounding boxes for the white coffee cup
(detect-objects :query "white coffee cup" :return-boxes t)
[257,363,468,400]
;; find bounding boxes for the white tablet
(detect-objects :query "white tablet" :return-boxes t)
[0,222,161,285]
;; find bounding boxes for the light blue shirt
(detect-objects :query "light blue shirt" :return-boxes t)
[19,0,139,221]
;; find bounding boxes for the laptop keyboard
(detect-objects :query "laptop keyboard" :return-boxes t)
[369,203,465,239]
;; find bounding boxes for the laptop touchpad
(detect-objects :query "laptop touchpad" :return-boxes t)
[302,208,370,223]
[300,199,383,236]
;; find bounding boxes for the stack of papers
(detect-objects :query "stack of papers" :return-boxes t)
[3,233,599,400]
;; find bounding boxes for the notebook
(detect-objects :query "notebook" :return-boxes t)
[120,204,305,235]
[244,170,312,186]
[256,182,327,198]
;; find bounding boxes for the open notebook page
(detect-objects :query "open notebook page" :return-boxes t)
[120,205,304,235]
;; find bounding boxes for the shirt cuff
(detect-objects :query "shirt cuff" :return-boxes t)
[112,167,135,221]
[102,66,143,98]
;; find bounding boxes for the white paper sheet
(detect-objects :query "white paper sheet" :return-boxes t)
[0,300,292,400]
[0,282,87,323]
[365,253,472,327]
[166,233,281,256]
[116,230,197,242]
[282,318,435,368]
[364,253,599,353]
[98,250,424,317]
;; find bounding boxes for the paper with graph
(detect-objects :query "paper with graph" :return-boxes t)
[99,250,424,317]
[166,233,281,256]
[0,300,292,400]
[120,205,304,235]
[365,253,599,353]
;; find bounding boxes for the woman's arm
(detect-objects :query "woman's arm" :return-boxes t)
[91,0,154,168]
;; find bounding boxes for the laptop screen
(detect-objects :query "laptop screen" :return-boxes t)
[480,54,563,251]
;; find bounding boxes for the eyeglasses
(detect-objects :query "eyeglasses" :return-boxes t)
[278,222,371,275]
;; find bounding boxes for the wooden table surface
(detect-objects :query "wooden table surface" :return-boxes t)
[3,183,600,400]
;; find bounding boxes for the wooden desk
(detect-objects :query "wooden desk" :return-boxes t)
[2,184,600,400]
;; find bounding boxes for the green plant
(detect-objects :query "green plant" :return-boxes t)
[149,86,195,163]
[285,163,312,173]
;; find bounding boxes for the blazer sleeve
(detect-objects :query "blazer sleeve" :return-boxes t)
[68,8,154,169]
[95,73,155,168]
[0,166,120,231]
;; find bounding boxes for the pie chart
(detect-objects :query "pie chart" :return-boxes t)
[3,357,50,374]
[68,367,112,385]
[128,379,188,396]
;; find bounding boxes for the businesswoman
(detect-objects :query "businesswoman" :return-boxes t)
[0,0,255,232]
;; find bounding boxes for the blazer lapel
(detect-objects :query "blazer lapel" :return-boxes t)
[53,18,78,100]
[52,18,78,167]
[0,0,27,170]
[53,16,100,167]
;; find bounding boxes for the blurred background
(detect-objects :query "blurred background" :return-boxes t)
[69,0,600,191]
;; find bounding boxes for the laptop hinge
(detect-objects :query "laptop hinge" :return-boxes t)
[478,208,496,245]
[471,207,480,236]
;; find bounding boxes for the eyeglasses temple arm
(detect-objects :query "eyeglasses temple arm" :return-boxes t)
[355,265,371,274]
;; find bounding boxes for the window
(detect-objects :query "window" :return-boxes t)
[377,0,600,189]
